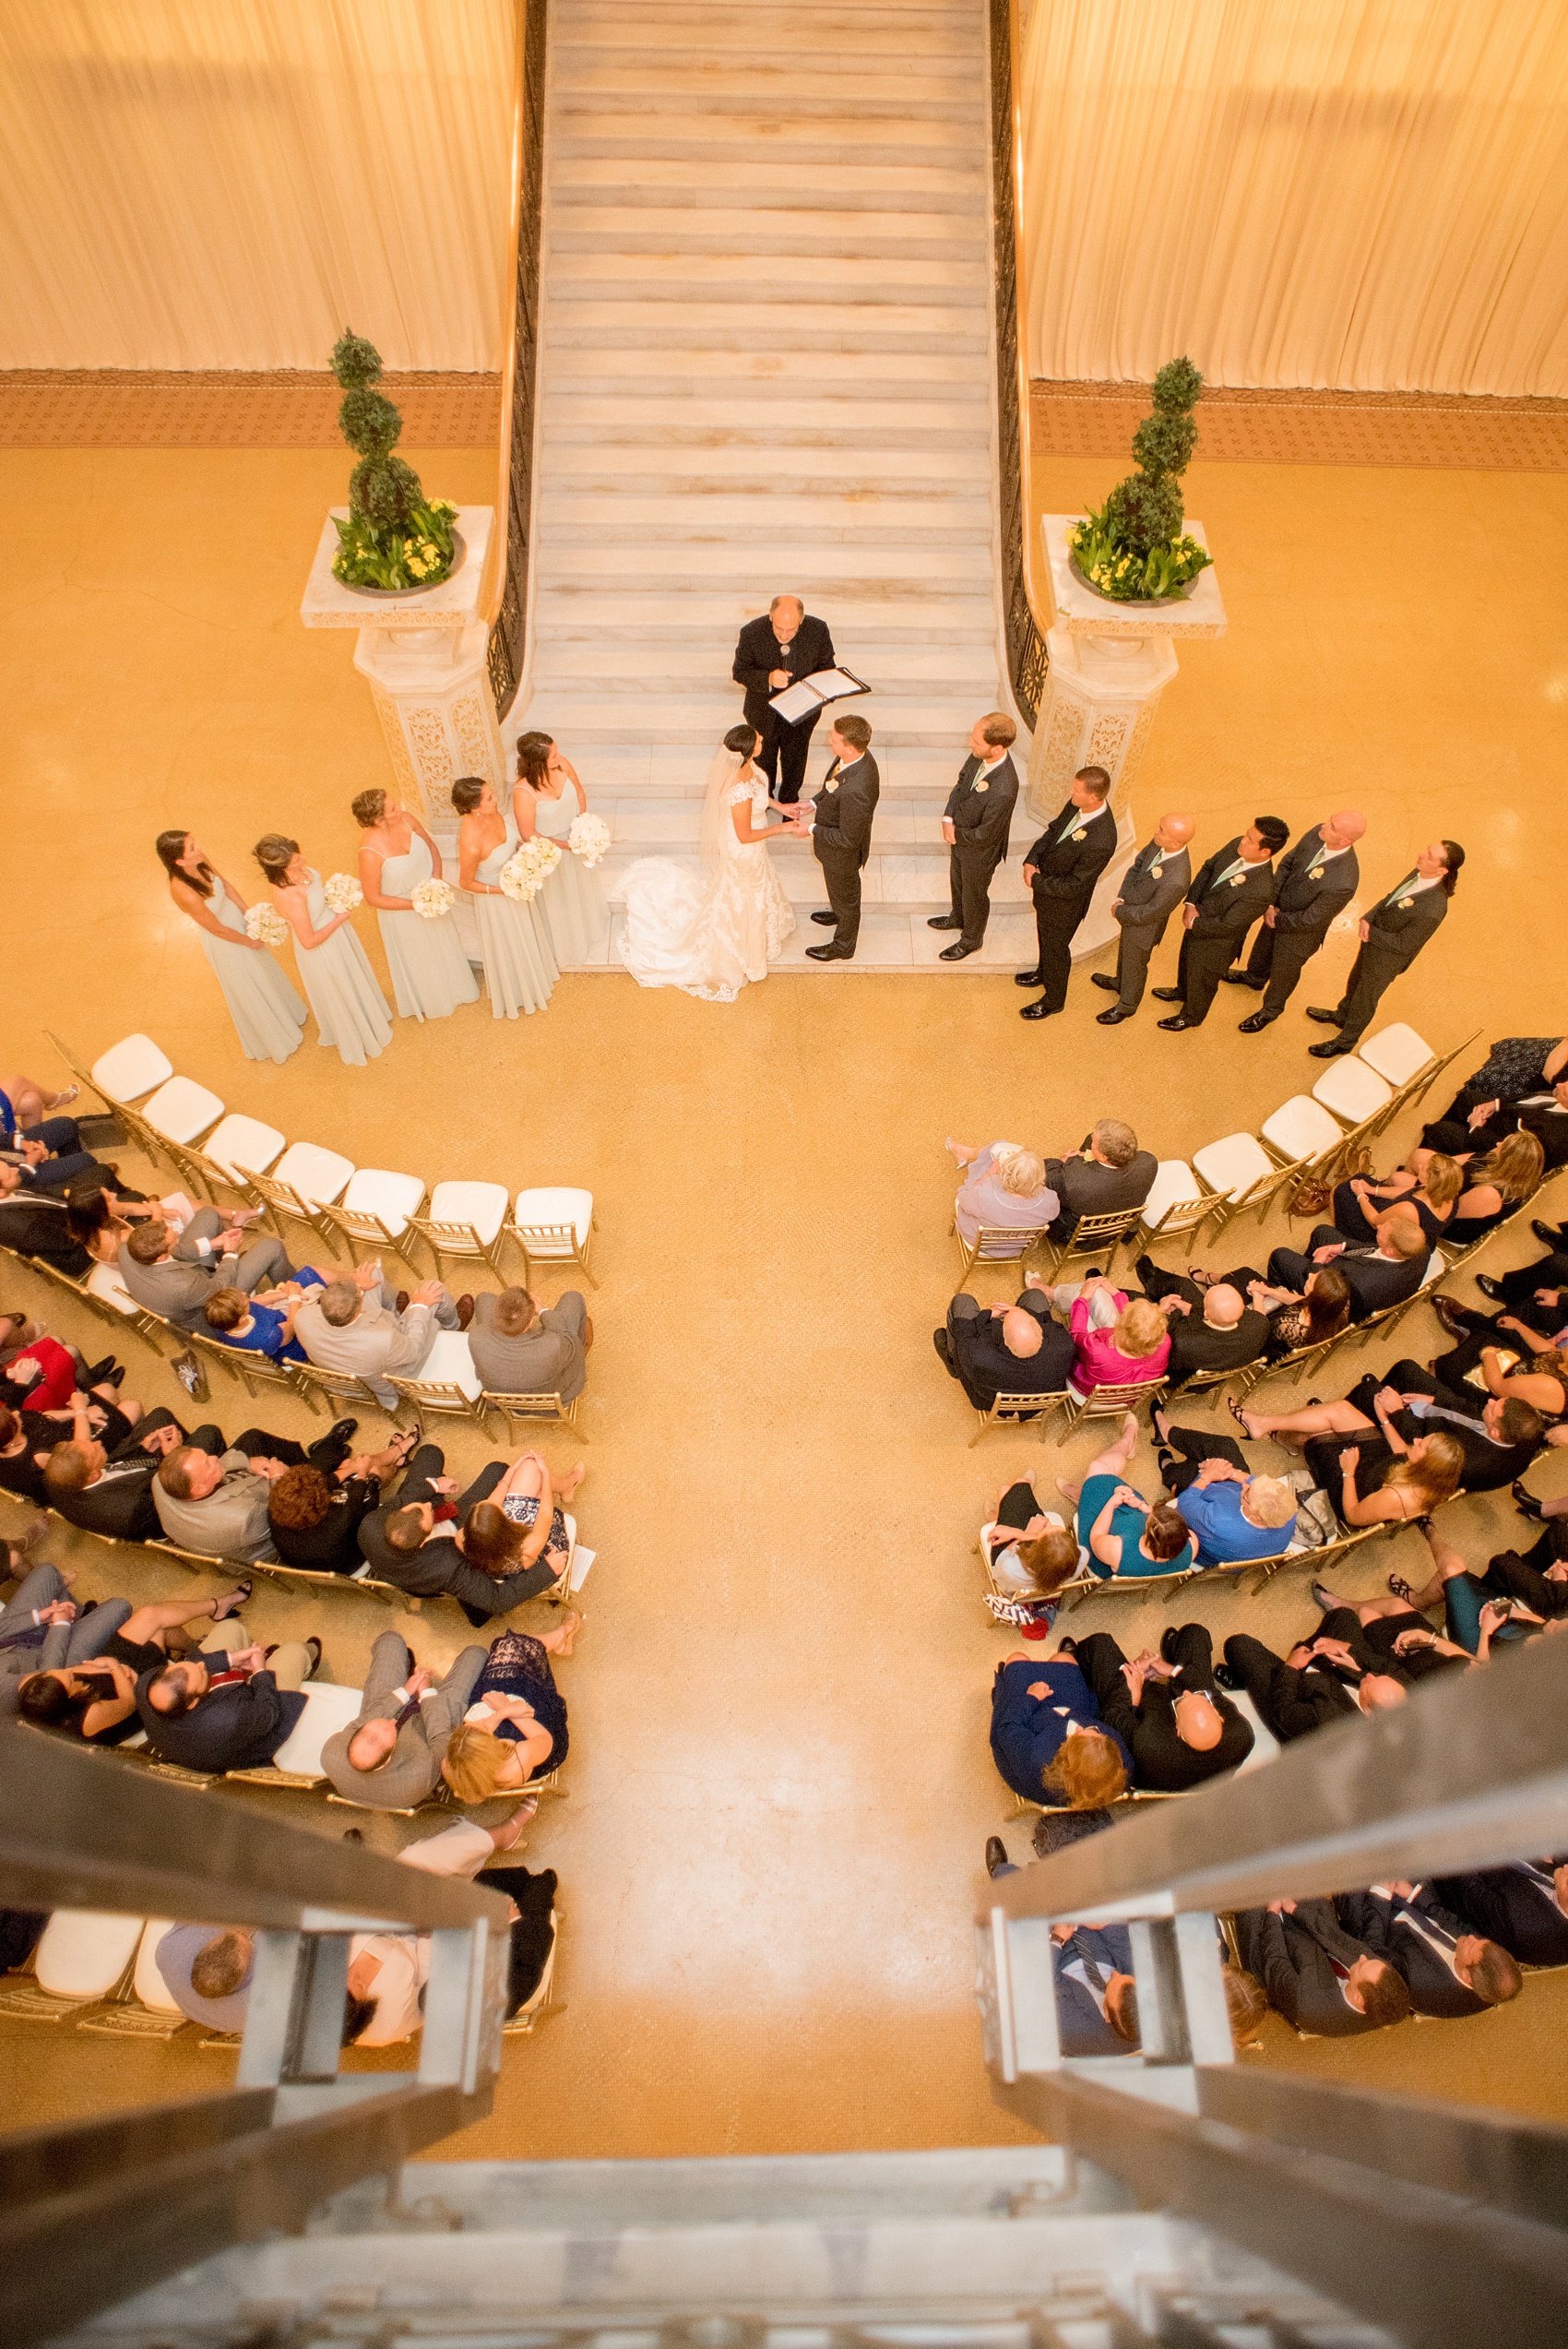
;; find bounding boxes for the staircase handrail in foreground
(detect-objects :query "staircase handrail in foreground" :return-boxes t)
[988,0,1050,728]
[481,0,550,719]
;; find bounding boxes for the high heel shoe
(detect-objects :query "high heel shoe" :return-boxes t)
[1512,1480,1547,1522]
[210,1580,252,1622]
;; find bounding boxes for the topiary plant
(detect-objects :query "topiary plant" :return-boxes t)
[328,330,458,592]
[1068,355,1213,603]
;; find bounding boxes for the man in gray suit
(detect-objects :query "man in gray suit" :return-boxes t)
[927,712,1020,958]
[294,1264,470,1410]
[322,1630,487,1809]
[469,1287,590,1402]
[1092,811,1195,1023]
[153,1418,357,1562]
[118,1210,293,1333]
[1224,809,1365,1031]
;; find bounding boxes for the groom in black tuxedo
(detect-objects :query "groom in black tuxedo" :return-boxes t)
[802,715,879,960]
[1017,765,1117,1018]
[732,594,836,805]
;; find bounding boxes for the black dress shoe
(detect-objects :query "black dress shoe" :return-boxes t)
[1308,1039,1354,1057]
[1015,968,1043,986]
[928,914,963,930]
[1432,1294,1481,1338]
[1222,968,1265,989]
[1512,1479,1547,1522]
[932,1329,953,1366]
[806,941,853,960]
[1213,1663,1241,1690]
[1159,1625,1182,1665]
[327,1417,359,1445]
[1531,1219,1565,1246]
[1091,972,1120,992]
[939,940,980,960]
[1305,1006,1343,1026]
[1020,998,1063,1019]
[1158,1015,1201,1031]
[1238,1011,1278,1033]
[1097,1007,1134,1025]
[1475,1274,1507,1302]
[1152,986,1182,1003]
[811,910,837,925]
[985,1837,1010,1879]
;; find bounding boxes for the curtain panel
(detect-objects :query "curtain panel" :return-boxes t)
[1020,0,1568,396]
[0,0,515,371]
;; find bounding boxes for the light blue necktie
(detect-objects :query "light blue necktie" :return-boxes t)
[1382,871,1420,905]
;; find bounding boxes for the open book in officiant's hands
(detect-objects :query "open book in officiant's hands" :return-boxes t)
[768,666,870,724]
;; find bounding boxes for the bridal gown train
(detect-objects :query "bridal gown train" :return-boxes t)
[200,878,308,1064]
[620,772,795,1003]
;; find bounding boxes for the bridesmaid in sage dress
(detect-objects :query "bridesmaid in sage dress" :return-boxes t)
[351,788,479,1022]
[514,733,610,965]
[453,779,557,1018]
[254,834,394,1069]
[156,829,306,1066]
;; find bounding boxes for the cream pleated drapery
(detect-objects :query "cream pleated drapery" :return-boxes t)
[0,0,515,371]
[1020,0,1568,396]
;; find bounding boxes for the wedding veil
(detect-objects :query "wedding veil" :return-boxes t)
[698,744,749,876]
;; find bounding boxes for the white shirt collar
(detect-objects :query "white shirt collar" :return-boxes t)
[1405,874,1440,893]
[1313,842,1349,862]
[1076,800,1111,823]
[979,751,1008,771]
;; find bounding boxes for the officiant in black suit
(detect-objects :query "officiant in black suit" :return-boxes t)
[928,712,1019,959]
[1016,765,1117,1019]
[732,594,835,805]
[802,714,879,960]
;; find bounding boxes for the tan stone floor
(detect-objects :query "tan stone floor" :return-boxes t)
[1,441,1566,2154]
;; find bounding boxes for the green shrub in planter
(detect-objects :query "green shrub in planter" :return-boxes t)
[1068,356,1212,604]
[328,330,458,591]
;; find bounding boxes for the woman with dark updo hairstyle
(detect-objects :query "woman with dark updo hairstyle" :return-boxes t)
[156,829,306,1063]
[452,776,558,1018]
[254,835,393,1067]
[513,732,610,963]
[350,787,478,1023]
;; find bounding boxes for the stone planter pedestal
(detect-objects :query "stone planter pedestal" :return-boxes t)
[1028,516,1227,958]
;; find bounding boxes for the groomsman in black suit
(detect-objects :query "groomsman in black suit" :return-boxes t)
[1016,766,1117,1019]
[1092,810,1194,1023]
[927,712,1019,959]
[802,714,879,960]
[1307,840,1465,1055]
[1224,809,1365,1031]
[1155,817,1289,1031]
[731,594,836,805]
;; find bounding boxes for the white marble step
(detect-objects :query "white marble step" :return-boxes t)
[539,344,990,393]
[514,702,992,751]
[536,545,994,589]
[556,23,978,63]
[534,441,992,483]
[550,100,983,146]
[532,636,996,683]
[553,59,983,112]
[538,493,991,543]
[540,399,986,443]
[546,262,986,314]
[543,301,990,352]
[551,153,982,204]
[550,209,986,262]
[530,590,999,638]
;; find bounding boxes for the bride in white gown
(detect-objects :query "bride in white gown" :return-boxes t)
[620,723,798,1001]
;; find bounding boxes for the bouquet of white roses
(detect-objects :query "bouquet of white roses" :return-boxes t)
[244,903,291,946]
[322,872,363,913]
[498,836,562,901]
[566,812,612,868]
[410,876,457,921]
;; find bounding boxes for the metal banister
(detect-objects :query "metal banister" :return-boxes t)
[989,0,1050,726]
[482,0,549,719]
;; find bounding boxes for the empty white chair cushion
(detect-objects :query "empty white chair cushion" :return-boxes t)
[1311,1058,1392,1124]
[1359,1023,1434,1087]
[1141,1159,1199,1229]
[272,1140,355,1205]
[1260,1096,1345,1163]
[86,1262,139,1316]
[134,1920,185,2013]
[429,1180,508,1244]
[36,1910,146,1999]
[90,1034,172,1103]
[270,1682,365,1778]
[515,1186,593,1246]
[1229,1688,1281,1772]
[202,1114,286,1182]
[141,1076,224,1145]
[415,1330,482,1399]
[343,1168,425,1237]
[1192,1132,1275,1200]
[1423,1250,1444,1287]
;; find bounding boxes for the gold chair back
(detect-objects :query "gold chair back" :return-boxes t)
[1039,1205,1141,1279]
[483,1389,583,1437]
[237,1166,346,1253]
[405,1212,512,1283]
[386,1373,495,1437]
[968,1389,1068,1445]
[515,1216,596,1288]
[954,1222,1053,1282]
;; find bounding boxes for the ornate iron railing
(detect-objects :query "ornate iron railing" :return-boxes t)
[484,0,549,718]
[989,0,1049,727]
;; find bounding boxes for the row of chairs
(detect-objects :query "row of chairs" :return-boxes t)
[46,1028,597,1289]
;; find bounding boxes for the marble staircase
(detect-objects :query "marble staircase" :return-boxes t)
[512,0,1022,970]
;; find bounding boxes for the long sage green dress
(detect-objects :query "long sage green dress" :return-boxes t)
[526,783,610,964]
[471,809,558,1019]
[374,833,481,1021]
[289,871,394,1067]
[197,878,307,1064]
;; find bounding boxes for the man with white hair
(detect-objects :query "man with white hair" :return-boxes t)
[1224,808,1367,1031]
[933,1285,1075,1413]
[731,593,836,805]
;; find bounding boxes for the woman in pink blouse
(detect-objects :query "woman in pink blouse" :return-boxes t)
[1063,1275,1170,1396]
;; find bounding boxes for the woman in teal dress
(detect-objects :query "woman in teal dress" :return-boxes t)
[254,834,394,1069]
[514,733,609,964]
[1062,1413,1196,1580]
[453,779,558,1019]
[351,788,479,1021]
[156,830,307,1065]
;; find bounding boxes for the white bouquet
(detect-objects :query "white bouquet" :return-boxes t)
[244,903,291,946]
[567,812,612,868]
[322,872,363,913]
[498,835,562,901]
[410,876,457,921]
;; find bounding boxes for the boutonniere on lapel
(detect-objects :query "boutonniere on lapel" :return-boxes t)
[1148,855,1163,874]
[973,779,989,793]
[1228,872,1245,885]
[1396,896,1414,908]
[1071,828,1087,841]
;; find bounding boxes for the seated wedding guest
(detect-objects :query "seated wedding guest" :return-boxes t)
[1388,1517,1566,1657]
[359,1441,503,1575]
[321,1632,487,1808]
[1051,1920,1140,2057]
[1149,1410,1297,1565]
[933,1284,1075,1414]
[1301,1584,1469,1684]
[1232,1900,1412,2037]
[1127,1261,1269,1389]
[1420,1036,1568,1159]
[0,1068,78,1144]
[441,1619,582,1798]
[1401,1129,1543,1245]
[153,1415,359,1562]
[369,1448,586,1625]
[1334,1884,1523,2019]
[42,1406,186,1539]
[1330,1153,1463,1251]
[0,1322,94,1416]
[0,1561,126,1716]
[1075,1623,1253,1791]
[1056,1411,1195,1580]
[463,1448,582,1598]
[1468,1238,1568,1333]
[118,1210,293,1333]
[1429,1288,1568,1387]
[1240,1370,1535,1501]
[1433,1856,1568,1970]
[1049,1273,1170,1397]
[136,1633,326,1772]
[293,1263,472,1410]
[204,1271,332,1366]
[1220,1625,1408,1741]
[1229,1263,1352,1362]
[0,1177,91,1275]
[468,1285,591,1402]
[980,1480,1082,1639]
[267,1431,419,1575]
[1264,1216,1429,1323]
[65,1176,199,1265]
[987,1646,1132,1809]
[1,1119,98,1195]
[944,1139,1059,1255]
[1042,1119,1158,1241]
[16,1583,252,1743]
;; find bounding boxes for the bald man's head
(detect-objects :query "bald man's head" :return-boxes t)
[1001,1307,1044,1359]
[1154,813,1196,851]
[1173,1690,1225,1751]
[1204,1282,1245,1330]
[1323,810,1367,850]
